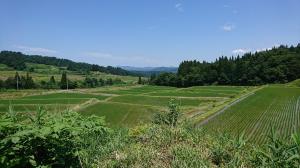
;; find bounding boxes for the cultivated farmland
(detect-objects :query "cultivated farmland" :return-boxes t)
[204,86,300,144]
[0,85,250,126]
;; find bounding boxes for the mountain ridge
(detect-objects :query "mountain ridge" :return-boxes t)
[120,66,178,72]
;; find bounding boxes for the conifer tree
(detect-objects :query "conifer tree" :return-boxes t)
[60,72,68,89]
[138,76,142,84]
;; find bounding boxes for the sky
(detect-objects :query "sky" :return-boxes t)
[1,0,300,67]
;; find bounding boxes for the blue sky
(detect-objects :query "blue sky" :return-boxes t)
[1,0,300,67]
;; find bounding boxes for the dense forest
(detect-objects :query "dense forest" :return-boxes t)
[151,44,300,87]
[0,51,135,76]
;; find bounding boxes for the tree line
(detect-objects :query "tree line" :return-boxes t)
[0,51,136,76]
[150,44,300,87]
[0,72,126,90]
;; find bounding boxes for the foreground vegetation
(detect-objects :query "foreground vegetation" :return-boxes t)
[1,102,300,167]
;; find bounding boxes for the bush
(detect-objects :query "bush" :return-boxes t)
[153,99,180,127]
[0,107,110,167]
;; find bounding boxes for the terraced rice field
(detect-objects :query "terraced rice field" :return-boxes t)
[0,92,108,113]
[204,86,300,144]
[80,102,158,127]
[0,85,250,127]
[79,85,249,126]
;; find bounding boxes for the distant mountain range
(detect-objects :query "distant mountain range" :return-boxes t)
[120,66,178,73]
[119,66,178,76]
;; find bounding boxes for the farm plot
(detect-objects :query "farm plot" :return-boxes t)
[0,92,109,113]
[0,85,250,127]
[96,85,175,95]
[109,95,209,107]
[79,85,248,126]
[145,86,248,98]
[204,86,300,144]
[79,102,158,127]
[21,92,108,100]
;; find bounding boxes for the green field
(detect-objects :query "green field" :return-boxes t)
[79,102,158,127]
[21,92,108,100]
[109,95,208,107]
[0,92,108,113]
[204,86,300,144]
[3,84,300,139]
[0,85,248,126]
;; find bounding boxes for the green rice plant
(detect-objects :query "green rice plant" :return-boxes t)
[79,102,157,127]
[109,95,204,107]
[204,86,300,144]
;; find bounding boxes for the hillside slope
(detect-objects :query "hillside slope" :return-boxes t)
[0,51,135,76]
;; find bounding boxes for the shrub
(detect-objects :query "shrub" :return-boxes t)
[0,107,110,167]
[153,98,180,127]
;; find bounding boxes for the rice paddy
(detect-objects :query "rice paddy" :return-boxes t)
[0,85,250,126]
[204,86,300,144]
[2,84,300,136]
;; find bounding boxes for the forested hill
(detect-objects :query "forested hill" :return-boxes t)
[151,44,300,87]
[0,51,135,76]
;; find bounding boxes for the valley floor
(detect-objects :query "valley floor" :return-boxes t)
[1,84,299,144]
[0,85,251,127]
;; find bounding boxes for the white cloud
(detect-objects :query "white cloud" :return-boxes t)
[232,10,238,14]
[255,48,272,52]
[232,45,280,55]
[255,44,280,52]
[222,24,235,32]
[232,48,249,55]
[175,3,184,12]
[223,5,230,8]
[15,45,57,54]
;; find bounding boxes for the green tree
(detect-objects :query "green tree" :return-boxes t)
[138,76,142,84]
[106,78,113,85]
[50,76,55,84]
[99,78,105,86]
[0,79,4,89]
[49,76,56,89]
[4,77,15,89]
[60,72,68,89]
[25,72,35,89]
